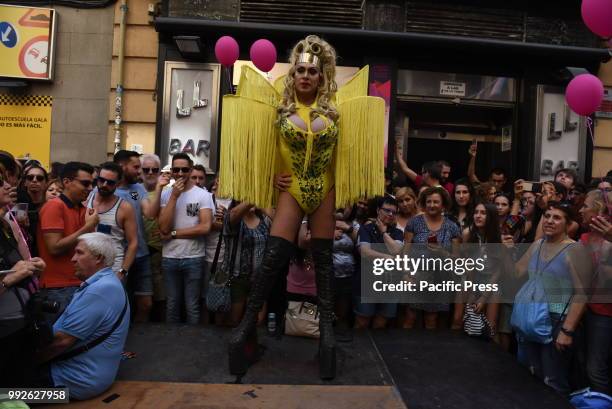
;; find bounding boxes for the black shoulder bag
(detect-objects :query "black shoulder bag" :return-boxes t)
[206,215,241,312]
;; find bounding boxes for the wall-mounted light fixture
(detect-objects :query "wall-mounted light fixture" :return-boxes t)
[173,35,204,60]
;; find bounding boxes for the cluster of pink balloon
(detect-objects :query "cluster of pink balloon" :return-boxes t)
[565,0,611,116]
[214,36,277,73]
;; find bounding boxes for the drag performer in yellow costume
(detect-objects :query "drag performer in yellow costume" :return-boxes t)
[219,35,385,380]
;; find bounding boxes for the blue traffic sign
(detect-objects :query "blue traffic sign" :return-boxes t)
[0,22,18,48]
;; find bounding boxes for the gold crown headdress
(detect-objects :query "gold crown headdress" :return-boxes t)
[294,36,323,68]
[297,52,320,67]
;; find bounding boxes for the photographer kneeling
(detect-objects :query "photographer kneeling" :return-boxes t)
[35,233,130,400]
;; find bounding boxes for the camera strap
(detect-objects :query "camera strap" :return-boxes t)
[50,291,128,363]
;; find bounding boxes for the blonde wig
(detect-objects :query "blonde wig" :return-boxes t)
[278,35,339,122]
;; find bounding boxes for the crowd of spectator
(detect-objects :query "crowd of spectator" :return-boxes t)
[0,142,610,401]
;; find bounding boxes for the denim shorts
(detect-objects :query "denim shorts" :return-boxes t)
[353,297,397,318]
[128,255,153,296]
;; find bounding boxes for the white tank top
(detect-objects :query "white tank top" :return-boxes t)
[87,194,125,271]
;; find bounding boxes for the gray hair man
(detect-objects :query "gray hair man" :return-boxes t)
[140,153,161,193]
[36,232,130,400]
[140,153,166,320]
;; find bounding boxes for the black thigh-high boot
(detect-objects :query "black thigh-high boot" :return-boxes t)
[311,238,336,380]
[228,235,294,376]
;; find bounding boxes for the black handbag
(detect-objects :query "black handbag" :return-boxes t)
[206,216,241,312]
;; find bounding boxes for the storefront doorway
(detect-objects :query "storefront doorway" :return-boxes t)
[395,70,517,186]
[397,101,514,184]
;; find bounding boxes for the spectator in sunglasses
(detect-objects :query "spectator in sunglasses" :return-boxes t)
[21,165,48,205]
[139,154,166,321]
[15,165,49,256]
[158,153,214,324]
[36,162,99,323]
[87,162,138,279]
[140,154,162,193]
[114,150,170,322]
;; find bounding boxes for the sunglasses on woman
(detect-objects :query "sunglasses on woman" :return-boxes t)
[26,174,45,182]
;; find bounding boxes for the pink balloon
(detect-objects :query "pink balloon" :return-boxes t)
[250,39,277,73]
[565,74,604,116]
[215,36,239,67]
[581,0,612,38]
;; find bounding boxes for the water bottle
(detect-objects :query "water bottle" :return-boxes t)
[267,312,276,335]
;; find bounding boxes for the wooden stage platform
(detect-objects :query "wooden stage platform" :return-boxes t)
[36,324,572,409]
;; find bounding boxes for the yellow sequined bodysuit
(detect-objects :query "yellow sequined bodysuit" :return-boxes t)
[279,102,338,214]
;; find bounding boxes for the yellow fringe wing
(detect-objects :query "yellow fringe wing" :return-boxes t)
[335,66,386,208]
[218,66,279,208]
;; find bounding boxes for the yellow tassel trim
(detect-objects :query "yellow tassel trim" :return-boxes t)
[218,95,278,208]
[336,66,369,105]
[273,74,286,95]
[335,95,385,208]
[236,65,280,107]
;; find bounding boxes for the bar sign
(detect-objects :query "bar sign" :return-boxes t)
[440,81,466,97]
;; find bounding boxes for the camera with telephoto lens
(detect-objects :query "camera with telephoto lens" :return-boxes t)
[29,292,60,314]
[25,292,60,348]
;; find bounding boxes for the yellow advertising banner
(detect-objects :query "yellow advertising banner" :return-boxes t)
[0,4,56,80]
[0,94,52,169]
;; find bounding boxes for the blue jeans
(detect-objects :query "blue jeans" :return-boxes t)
[586,309,612,394]
[517,313,573,395]
[40,287,79,324]
[162,257,204,324]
